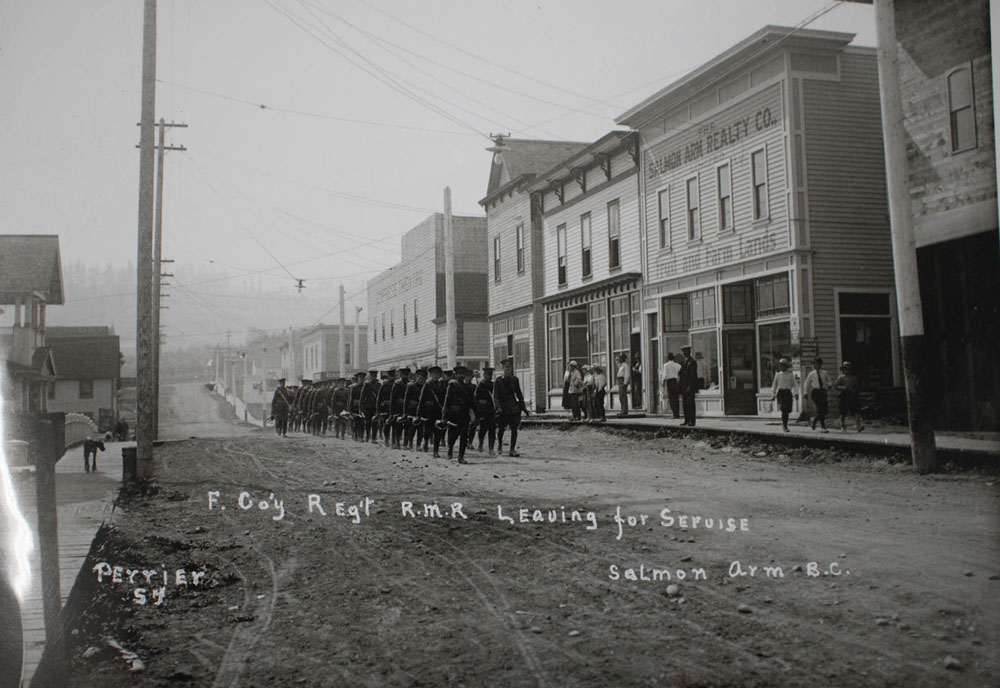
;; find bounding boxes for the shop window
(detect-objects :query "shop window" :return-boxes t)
[589,301,608,370]
[838,292,893,389]
[756,274,790,317]
[493,235,501,282]
[547,312,563,389]
[662,296,689,333]
[513,339,530,370]
[611,296,630,364]
[690,331,719,390]
[657,187,670,249]
[752,149,768,220]
[581,213,592,278]
[723,283,754,324]
[79,379,94,399]
[516,223,525,274]
[567,308,590,367]
[717,163,732,231]
[758,321,791,388]
[689,287,717,328]
[686,177,700,241]
[557,224,567,286]
[608,200,621,269]
[947,66,976,152]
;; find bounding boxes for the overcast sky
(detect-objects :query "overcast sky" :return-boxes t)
[0,0,876,341]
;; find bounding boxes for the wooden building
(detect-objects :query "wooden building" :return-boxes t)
[367,213,488,372]
[45,327,121,431]
[480,138,589,411]
[526,132,645,412]
[618,26,896,417]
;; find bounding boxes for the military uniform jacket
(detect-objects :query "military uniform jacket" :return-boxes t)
[271,386,291,411]
[678,357,699,394]
[403,381,422,416]
[494,375,527,416]
[359,380,379,412]
[390,379,407,414]
[376,381,392,413]
[442,379,472,422]
[417,380,443,419]
[331,387,349,414]
[347,383,363,413]
[475,380,496,417]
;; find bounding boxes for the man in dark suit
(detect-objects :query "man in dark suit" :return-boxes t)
[494,357,529,457]
[678,345,699,427]
[270,379,291,436]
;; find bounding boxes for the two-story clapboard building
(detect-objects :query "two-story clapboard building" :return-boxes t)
[481,138,589,411]
[618,26,896,417]
[526,131,645,412]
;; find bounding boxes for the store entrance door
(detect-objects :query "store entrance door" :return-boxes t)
[723,330,757,415]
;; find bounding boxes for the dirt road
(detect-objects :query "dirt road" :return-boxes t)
[65,383,1000,687]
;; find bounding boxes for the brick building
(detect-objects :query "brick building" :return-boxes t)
[526,131,645,411]
[481,138,589,411]
[618,26,896,417]
[367,213,488,371]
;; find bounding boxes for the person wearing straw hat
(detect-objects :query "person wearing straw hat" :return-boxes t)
[770,358,797,432]
[836,361,864,432]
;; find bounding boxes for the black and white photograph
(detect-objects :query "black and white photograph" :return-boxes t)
[1,0,998,686]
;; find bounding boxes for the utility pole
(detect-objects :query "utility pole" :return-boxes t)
[151,118,186,439]
[338,284,346,378]
[873,0,938,472]
[443,187,457,370]
[354,305,362,375]
[135,0,157,479]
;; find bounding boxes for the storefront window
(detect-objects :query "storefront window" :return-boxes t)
[689,288,717,328]
[610,295,630,363]
[547,312,563,389]
[756,274,790,317]
[723,283,754,324]
[589,301,607,370]
[690,331,719,390]
[758,321,791,388]
[662,296,689,332]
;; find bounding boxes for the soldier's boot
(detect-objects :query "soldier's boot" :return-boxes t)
[477,440,483,453]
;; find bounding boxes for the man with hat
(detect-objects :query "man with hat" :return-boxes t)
[331,378,350,439]
[291,378,312,433]
[678,345,699,427]
[419,366,445,456]
[360,370,380,442]
[270,378,291,437]
[376,369,395,446]
[475,365,497,455]
[835,361,864,432]
[403,368,426,450]
[494,356,529,456]
[344,372,363,441]
[389,367,410,449]
[661,353,682,420]
[442,365,474,463]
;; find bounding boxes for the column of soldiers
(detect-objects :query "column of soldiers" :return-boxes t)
[268,358,529,462]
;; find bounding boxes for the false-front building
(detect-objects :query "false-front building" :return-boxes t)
[618,26,897,416]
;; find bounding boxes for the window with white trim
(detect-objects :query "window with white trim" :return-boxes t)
[515,223,525,273]
[556,223,567,286]
[580,213,592,278]
[717,162,732,231]
[493,235,501,281]
[657,187,669,249]
[685,176,700,241]
[608,199,621,268]
[947,66,976,152]
[751,149,768,220]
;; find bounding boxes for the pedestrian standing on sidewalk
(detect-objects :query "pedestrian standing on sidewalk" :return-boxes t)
[678,345,698,426]
[835,361,865,432]
[770,358,797,432]
[661,353,682,419]
[582,364,594,421]
[616,354,630,417]
[564,361,583,421]
[803,357,832,432]
[592,365,607,421]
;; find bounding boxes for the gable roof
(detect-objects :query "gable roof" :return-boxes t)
[0,235,64,305]
[47,335,121,379]
[482,139,590,205]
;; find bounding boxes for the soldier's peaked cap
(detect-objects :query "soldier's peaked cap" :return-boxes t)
[417,368,428,376]
[368,369,378,376]
[428,365,442,373]
[278,378,286,383]
[398,366,411,375]
[482,366,495,373]
[501,356,514,365]
[454,364,469,373]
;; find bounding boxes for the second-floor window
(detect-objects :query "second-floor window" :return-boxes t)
[413,298,418,331]
[608,199,621,269]
[390,309,395,338]
[557,223,567,286]
[686,177,700,241]
[948,66,976,152]
[580,213,592,278]
[381,313,386,341]
[657,187,669,249]
[79,379,93,399]
[344,342,352,366]
[403,302,408,335]
[752,149,768,220]
[516,223,525,273]
[494,235,501,281]
[717,163,732,231]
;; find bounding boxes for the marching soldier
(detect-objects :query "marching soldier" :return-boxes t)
[465,369,479,448]
[346,372,363,441]
[292,379,312,433]
[418,366,445,457]
[331,378,350,439]
[403,368,425,450]
[475,366,497,455]
[441,365,474,463]
[389,367,409,449]
[494,357,529,457]
[360,369,379,442]
[376,369,395,446]
[270,378,291,437]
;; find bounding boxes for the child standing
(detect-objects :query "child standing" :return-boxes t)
[770,358,797,432]
[836,361,864,432]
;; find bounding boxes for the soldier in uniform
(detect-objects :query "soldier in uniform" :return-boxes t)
[292,379,312,433]
[377,369,395,446]
[441,365,474,463]
[494,356,529,457]
[270,378,291,437]
[475,366,497,455]
[389,367,409,449]
[331,378,350,438]
[344,372,362,441]
[402,368,425,450]
[465,369,479,448]
[311,381,329,435]
[418,366,444,457]
[360,370,379,443]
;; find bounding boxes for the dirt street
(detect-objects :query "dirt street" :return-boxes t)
[64,383,1000,687]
